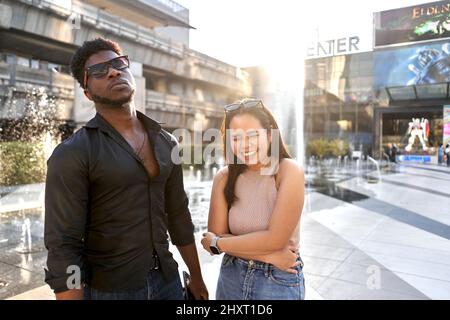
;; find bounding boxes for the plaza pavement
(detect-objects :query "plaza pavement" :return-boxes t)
[2,162,450,300]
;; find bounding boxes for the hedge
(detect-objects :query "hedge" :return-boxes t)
[0,140,47,186]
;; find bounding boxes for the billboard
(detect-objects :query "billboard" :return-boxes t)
[374,0,450,47]
[374,41,450,88]
[444,105,450,147]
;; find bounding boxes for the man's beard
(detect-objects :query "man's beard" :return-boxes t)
[91,89,135,108]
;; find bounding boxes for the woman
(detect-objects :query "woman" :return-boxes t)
[201,98,305,300]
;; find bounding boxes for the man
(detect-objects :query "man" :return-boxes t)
[385,143,393,162]
[44,38,208,300]
[391,144,397,163]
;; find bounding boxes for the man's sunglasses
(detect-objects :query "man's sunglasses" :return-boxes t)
[224,99,264,113]
[83,55,129,88]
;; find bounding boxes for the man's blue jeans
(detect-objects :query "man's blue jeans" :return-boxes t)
[84,269,184,300]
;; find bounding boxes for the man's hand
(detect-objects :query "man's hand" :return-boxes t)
[188,274,209,300]
[176,243,209,300]
[55,288,84,300]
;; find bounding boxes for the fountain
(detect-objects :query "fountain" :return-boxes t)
[18,217,32,254]
[196,169,202,182]
[1,86,67,185]
[367,156,382,183]
[1,84,67,264]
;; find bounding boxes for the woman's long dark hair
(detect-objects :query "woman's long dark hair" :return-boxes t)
[221,98,292,210]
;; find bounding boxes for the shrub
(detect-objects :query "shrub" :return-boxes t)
[326,139,350,158]
[0,140,47,186]
[306,138,350,158]
[306,138,328,159]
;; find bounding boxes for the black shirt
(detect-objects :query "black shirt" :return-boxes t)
[44,111,194,293]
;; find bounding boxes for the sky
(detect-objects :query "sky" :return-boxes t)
[175,0,440,68]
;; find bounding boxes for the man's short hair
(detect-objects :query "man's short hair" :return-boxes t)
[70,37,122,89]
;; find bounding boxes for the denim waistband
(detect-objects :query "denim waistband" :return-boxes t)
[226,254,304,271]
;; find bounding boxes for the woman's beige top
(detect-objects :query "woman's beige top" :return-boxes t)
[228,162,301,250]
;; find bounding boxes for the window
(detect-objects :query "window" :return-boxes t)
[6,54,16,65]
[31,59,39,69]
[17,56,30,67]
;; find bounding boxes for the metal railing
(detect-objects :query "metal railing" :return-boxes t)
[145,90,224,116]
[12,0,250,85]
[18,0,72,16]
[141,0,189,21]
[73,0,185,57]
[0,62,74,92]
[188,50,239,77]
[15,0,184,57]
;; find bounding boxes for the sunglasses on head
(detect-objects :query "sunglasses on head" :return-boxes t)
[83,55,129,89]
[224,99,264,113]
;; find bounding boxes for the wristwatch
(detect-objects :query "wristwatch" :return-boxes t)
[210,236,221,255]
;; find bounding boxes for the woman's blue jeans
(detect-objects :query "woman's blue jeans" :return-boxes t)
[216,254,306,300]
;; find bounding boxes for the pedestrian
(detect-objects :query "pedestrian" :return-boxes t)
[446,144,450,167]
[392,143,398,163]
[44,38,208,300]
[438,144,444,164]
[385,143,394,162]
[201,98,305,300]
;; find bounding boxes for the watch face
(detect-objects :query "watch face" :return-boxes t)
[210,246,220,255]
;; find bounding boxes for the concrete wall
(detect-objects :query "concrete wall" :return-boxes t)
[1,0,252,130]
[1,0,249,94]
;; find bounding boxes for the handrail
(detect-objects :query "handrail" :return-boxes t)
[13,0,249,81]
[15,0,184,57]
[142,0,189,20]
[187,50,241,77]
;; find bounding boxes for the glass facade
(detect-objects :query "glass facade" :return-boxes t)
[382,108,443,155]
[304,52,374,156]
[304,0,450,163]
[304,39,450,162]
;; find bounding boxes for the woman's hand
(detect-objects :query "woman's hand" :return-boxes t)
[201,231,216,255]
[265,247,300,274]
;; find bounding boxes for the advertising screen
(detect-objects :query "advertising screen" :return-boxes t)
[375,1,450,47]
[444,105,450,147]
[374,41,450,88]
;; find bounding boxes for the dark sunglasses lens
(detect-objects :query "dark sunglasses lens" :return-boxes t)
[89,64,108,77]
[112,57,128,70]
[88,57,128,78]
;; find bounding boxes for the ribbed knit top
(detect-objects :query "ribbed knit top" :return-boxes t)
[228,163,301,250]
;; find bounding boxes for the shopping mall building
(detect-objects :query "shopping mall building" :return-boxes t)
[0,0,250,138]
[304,0,450,163]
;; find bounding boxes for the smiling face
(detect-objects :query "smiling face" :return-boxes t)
[84,50,136,107]
[228,113,271,167]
